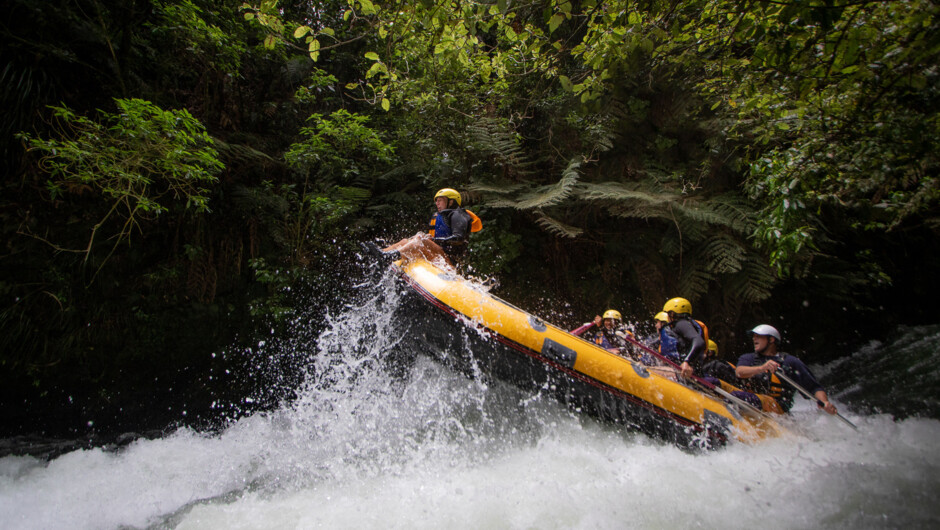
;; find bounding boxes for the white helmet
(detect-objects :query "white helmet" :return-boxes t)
[751,324,781,342]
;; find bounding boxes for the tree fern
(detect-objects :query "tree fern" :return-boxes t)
[466,181,526,195]
[723,256,777,303]
[669,194,753,234]
[534,210,584,238]
[334,186,372,205]
[466,117,537,172]
[677,265,714,302]
[697,234,746,275]
[576,181,681,206]
[213,139,275,165]
[513,158,581,209]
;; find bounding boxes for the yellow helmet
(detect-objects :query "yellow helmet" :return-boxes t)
[663,297,692,315]
[654,311,669,322]
[707,339,718,355]
[602,309,622,321]
[434,188,462,206]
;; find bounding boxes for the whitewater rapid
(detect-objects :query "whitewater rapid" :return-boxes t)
[2,275,939,529]
[2,362,937,529]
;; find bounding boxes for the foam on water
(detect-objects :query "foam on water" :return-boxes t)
[2,273,940,529]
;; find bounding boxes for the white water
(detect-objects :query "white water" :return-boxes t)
[2,278,940,529]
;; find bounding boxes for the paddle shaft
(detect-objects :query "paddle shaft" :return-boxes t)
[774,370,858,430]
[622,334,770,419]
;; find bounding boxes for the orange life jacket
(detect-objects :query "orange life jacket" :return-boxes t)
[695,319,709,344]
[429,209,482,237]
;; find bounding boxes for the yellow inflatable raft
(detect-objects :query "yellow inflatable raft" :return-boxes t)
[381,238,787,447]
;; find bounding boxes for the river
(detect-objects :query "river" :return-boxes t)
[2,272,939,529]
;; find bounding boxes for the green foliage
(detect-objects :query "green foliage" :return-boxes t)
[18,98,223,272]
[285,109,395,185]
[691,0,940,276]
[5,0,939,426]
[463,210,523,278]
[156,0,245,75]
[510,158,582,211]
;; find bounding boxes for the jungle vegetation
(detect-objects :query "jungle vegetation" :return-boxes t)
[2,0,938,436]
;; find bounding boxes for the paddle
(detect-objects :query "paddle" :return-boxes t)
[620,334,772,420]
[774,370,858,430]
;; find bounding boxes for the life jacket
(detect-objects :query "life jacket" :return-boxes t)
[593,326,630,351]
[659,326,679,362]
[430,212,451,238]
[467,209,482,232]
[429,209,482,237]
[767,370,786,400]
[744,353,794,410]
[695,319,709,344]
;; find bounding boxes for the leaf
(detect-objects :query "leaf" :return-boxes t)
[366,62,384,78]
[549,14,564,34]
[381,98,390,111]
[263,34,276,49]
[534,211,583,238]
[364,51,380,61]
[294,25,311,38]
[359,0,376,16]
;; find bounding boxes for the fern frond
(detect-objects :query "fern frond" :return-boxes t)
[467,117,532,170]
[576,181,681,205]
[724,256,777,302]
[514,158,581,209]
[466,181,526,195]
[482,197,524,208]
[534,210,583,238]
[334,186,371,205]
[213,139,274,164]
[677,265,714,302]
[670,194,752,234]
[697,234,746,275]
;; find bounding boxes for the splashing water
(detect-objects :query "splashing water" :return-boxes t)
[2,271,939,529]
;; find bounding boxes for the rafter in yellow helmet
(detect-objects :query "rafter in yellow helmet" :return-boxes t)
[434,188,462,206]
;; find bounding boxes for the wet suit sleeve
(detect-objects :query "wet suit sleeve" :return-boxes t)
[782,356,825,395]
[736,353,759,367]
[674,320,705,365]
[571,323,596,336]
[447,209,470,240]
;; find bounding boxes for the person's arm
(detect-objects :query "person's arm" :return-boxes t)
[814,389,838,415]
[571,316,602,336]
[571,323,593,336]
[675,320,705,377]
[786,357,838,414]
[735,359,780,379]
[450,209,470,240]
